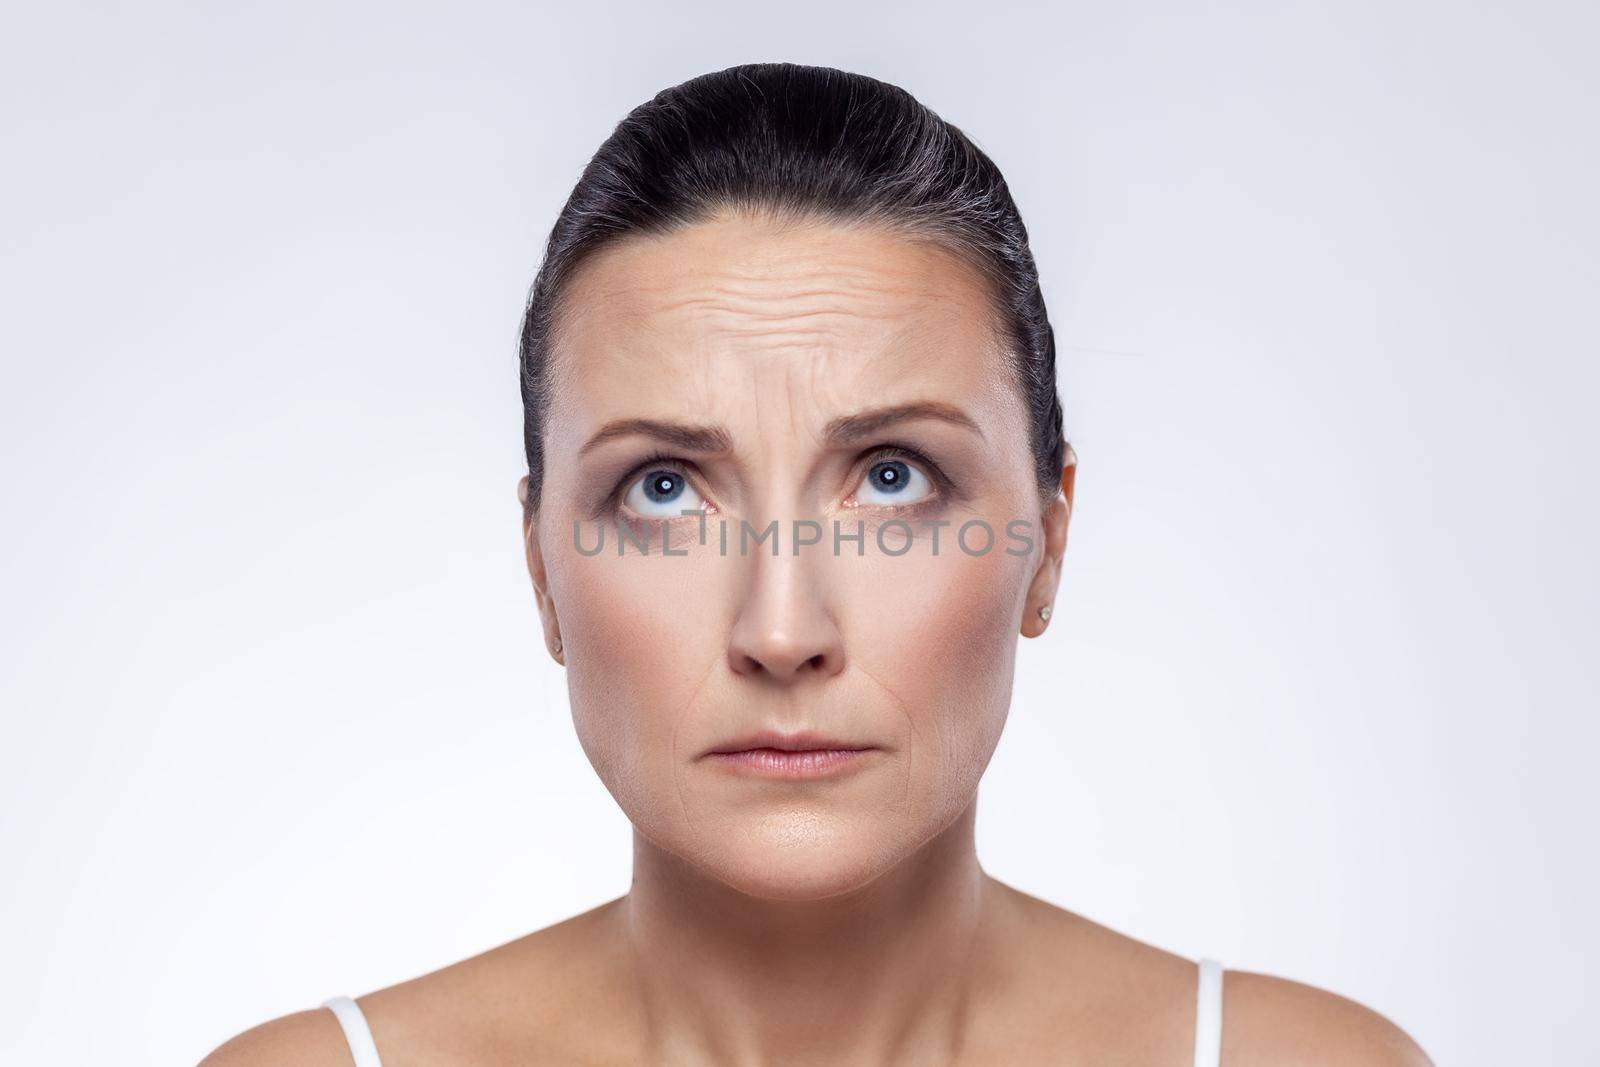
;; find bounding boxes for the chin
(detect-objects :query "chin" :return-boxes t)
[692,814,907,901]
[709,856,893,902]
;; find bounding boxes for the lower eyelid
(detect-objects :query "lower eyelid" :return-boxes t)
[867,497,943,515]
[618,499,717,522]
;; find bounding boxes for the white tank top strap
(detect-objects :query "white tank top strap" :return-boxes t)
[323,962,1217,1067]
[321,995,384,1067]
[1193,958,1224,1067]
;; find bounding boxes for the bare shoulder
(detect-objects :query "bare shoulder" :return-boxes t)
[1222,970,1434,1067]
[984,879,1431,1067]
[196,1007,353,1067]
[197,897,636,1067]
[981,879,1217,1061]
[363,895,640,1060]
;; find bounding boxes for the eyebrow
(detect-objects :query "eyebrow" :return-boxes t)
[823,400,984,445]
[577,400,984,457]
[578,417,733,457]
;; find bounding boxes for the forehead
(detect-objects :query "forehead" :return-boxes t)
[547,211,1017,435]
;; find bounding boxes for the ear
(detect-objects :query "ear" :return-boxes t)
[1021,444,1076,638]
[519,474,564,665]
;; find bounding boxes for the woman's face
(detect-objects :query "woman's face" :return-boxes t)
[523,210,1068,900]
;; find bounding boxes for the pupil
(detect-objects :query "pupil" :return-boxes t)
[643,470,682,504]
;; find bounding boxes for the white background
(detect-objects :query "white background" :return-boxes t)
[3,2,1595,1064]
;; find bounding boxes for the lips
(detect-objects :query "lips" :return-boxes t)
[701,729,879,780]
[704,729,875,756]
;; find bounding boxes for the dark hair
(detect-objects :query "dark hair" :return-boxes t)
[518,61,1066,519]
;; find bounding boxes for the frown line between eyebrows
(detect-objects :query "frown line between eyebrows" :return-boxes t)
[577,400,986,458]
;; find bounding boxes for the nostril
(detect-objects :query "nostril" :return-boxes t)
[727,645,839,679]
[726,599,847,680]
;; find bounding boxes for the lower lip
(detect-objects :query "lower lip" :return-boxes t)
[705,747,875,778]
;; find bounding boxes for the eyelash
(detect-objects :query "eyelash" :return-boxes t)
[603,448,687,518]
[852,444,951,509]
[601,443,952,519]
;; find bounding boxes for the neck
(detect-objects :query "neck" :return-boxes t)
[615,799,996,1067]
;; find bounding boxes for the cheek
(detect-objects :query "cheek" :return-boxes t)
[547,529,728,809]
[845,532,1027,806]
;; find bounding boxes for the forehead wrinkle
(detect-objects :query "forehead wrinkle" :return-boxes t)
[559,221,997,363]
[646,281,937,338]
[610,240,957,316]
[549,218,1017,453]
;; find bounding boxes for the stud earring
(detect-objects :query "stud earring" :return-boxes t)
[553,637,562,654]
[1037,605,1052,622]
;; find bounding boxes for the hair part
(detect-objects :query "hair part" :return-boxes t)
[519,61,1067,521]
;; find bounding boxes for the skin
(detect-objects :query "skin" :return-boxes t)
[201,210,1433,1067]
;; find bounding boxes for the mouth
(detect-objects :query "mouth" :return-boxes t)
[702,730,879,779]
[706,729,873,755]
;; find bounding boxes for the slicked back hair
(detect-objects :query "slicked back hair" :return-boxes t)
[518,62,1066,520]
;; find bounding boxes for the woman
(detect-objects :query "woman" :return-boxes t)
[202,62,1431,1066]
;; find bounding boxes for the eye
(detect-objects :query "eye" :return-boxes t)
[851,450,936,507]
[620,466,709,519]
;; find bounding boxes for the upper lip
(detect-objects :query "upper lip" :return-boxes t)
[705,729,875,755]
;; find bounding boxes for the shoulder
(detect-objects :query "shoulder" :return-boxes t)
[196,1006,354,1067]
[983,880,1431,1067]
[199,898,637,1067]
[1222,970,1433,1067]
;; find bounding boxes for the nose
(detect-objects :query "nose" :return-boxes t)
[726,545,847,682]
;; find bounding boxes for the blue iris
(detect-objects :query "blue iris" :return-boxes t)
[869,460,910,494]
[642,470,684,504]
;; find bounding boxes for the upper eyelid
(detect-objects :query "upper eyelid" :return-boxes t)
[851,445,946,495]
[612,456,707,513]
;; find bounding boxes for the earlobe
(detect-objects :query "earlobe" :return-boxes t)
[1021,550,1062,639]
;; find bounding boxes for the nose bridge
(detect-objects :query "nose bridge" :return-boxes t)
[724,361,843,681]
[725,524,845,681]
